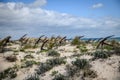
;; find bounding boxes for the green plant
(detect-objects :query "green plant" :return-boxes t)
[83,69,97,78]
[51,71,58,76]
[21,60,40,68]
[93,51,110,59]
[53,73,66,80]
[37,58,66,75]
[46,58,66,66]
[113,46,120,55]
[0,66,18,79]
[77,45,88,53]
[48,50,60,57]
[71,36,80,45]
[24,54,34,59]
[37,63,53,75]
[6,55,17,62]
[25,73,40,80]
[66,65,78,77]
[72,59,90,69]
[23,44,33,49]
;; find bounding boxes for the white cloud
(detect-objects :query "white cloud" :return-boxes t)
[0,2,120,38]
[28,0,47,7]
[92,3,103,9]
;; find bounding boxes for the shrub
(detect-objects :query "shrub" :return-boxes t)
[47,58,66,66]
[48,50,60,57]
[77,45,88,53]
[6,55,17,62]
[93,51,110,59]
[51,71,58,76]
[37,63,53,75]
[24,54,34,59]
[23,44,33,49]
[53,73,66,80]
[37,58,66,75]
[83,69,97,78]
[0,67,18,79]
[113,47,120,55]
[71,36,80,45]
[66,65,78,77]
[21,60,40,68]
[25,73,40,80]
[72,59,90,69]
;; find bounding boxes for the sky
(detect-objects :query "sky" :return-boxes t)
[0,0,120,39]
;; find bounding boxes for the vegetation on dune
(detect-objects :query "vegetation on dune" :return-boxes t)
[71,36,81,45]
[0,65,18,79]
[1,35,120,79]
[83,69,97,78]
[77,45,88,53]
[53,73,66,80]
[51,71,58,76]
[21,60,40,68]
[72,59,90,69]
[24,54,34,59]
[37,57,66,75]
[92,51,110,59]
[6,55,17,62]
[48,50,60,57]
[25,73,40,80]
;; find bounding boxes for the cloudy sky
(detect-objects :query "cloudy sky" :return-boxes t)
[0,0,120,39]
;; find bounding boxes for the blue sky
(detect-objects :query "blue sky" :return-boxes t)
[0,0,120,39]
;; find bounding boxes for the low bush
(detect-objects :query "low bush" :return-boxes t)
[77,45,88,53]
[37,58,66,75]
[47,58,66,66]
[24,54,34,59]
[71,36,80,45]
[21,60,40,68]
[53,73,66,80]
[48,50,60,57]
[93,51,110,59]
[6,55,17,62]
[0,66,18,79]
[83,69,97,78]
[25,73,40,80]
[51,71,58,76]
[37,63,53,75]
[66,65,78,77]
[72,59,90,69]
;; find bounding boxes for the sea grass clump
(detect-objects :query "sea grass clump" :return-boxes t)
[53,73,66,80]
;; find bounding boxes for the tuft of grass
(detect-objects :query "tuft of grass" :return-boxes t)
[25,73,40,80]
[23,44,33,49]
[21,60,40,68]
[6,55,17,62]
[93,51,110,59]
[77,45,88,53]
[46,57,66,66]
[113,46,120,55]
[51,71,58,76]
[0,66,18,79]
[71,36,80,45]
[24,54,34,59]
[83,69,97,78]
[37,63,53,75]
[37,58,66,75]
[53,73,66,80]
[66,64,78,77]
[48,50,60,57]
[72,59,90,69]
